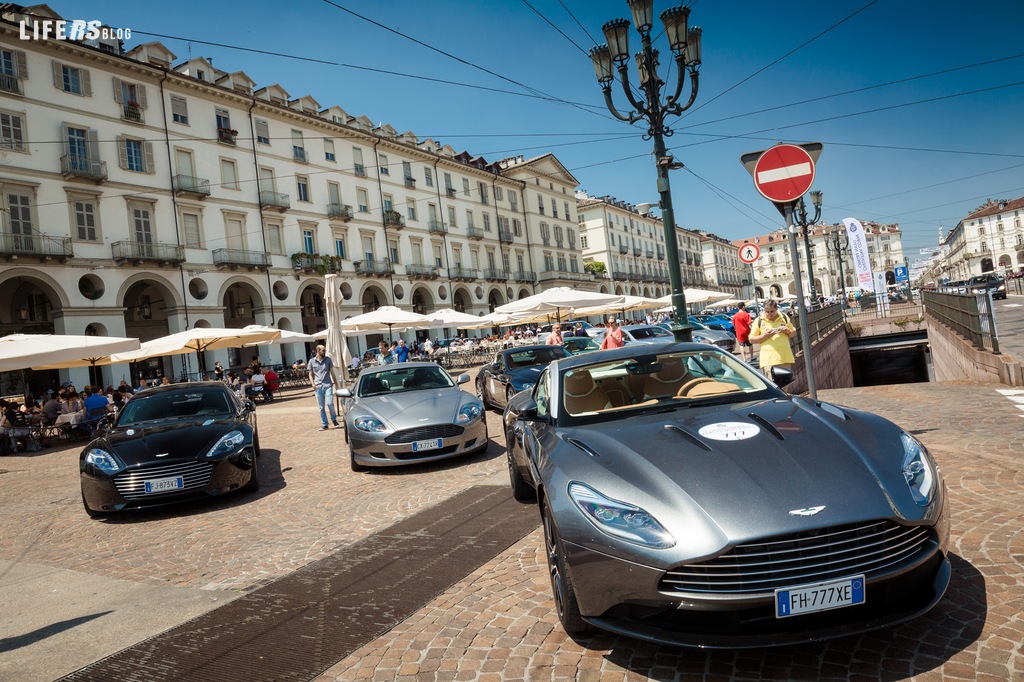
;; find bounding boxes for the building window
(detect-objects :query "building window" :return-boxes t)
[356,188,369,212]
[324,138,336,161]
[70,196,98,241]
[0,111,25,151]
[463,178,470,196]
[215,108,231,130]
[181,211,202,248]
[538,194,545,214]
[406,198,416,221]
[265,221,283,255]
[389,239,399,264]
[335,237,346,259]
[220,159,239,190]
[119,136,152,173]
[0,49,26,94]
[478,182,489,204]
[303,229,315,254]
[353,146,365,175]
[55,62,90,95]
[378,153,389,175]
[483,213,491,232]
[581,235,588,249]
[292,129,306,162]
[297,175,310,202]
[424,167,433,187]
[383,194,394,212]
[255,119,270,145]
[448,206,457,228]
[466,210,475,229]
[495,186,504,201]
[509,191,518,211]
[170,95,189,125]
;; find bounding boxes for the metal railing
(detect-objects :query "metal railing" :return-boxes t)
[449,266,479,280]
[327,203,353,220]
[482,268,509,280]
[122,104,143,122]
[293,147,307,163]
[922,290,997,352]
[212,248,270,269]
[384,211,405,228]
[428,220,448,235]
[406,263,439,278]
[259,190,290,210]
[354,260,393,275]
[498,228,513,244]
[539,270,593,283]
[112,240,185,263]
[513,270,536,283]
[466,227,484,241]
[172,174,211,196]
[61,154,107,180]
[0,233,73,259]
[0,73,22,94]
[791,302,846,351]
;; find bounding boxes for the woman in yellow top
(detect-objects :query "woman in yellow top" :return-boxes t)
[748,299,796,377]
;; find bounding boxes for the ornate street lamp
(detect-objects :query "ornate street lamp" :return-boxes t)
[794,190,822,306]
[589,0,703,342]
[826,224,850,315]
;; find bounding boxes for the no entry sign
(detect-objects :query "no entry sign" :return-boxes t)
[752,144,816,203]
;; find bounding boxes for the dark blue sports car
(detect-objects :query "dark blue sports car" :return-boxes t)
[476,344,570,410]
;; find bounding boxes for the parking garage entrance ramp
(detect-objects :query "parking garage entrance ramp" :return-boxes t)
[61,485,538,682]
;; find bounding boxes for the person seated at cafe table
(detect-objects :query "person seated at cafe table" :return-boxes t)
[40,392,63,426]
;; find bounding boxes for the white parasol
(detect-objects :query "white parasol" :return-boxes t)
[421,308,486,328]
[572,295,663,317]
[323,274,352,384]
[110,327,280,364]
[241,325,317,346]
[3,333,140,372]
[338,305,430,336]
[495,287,625,319]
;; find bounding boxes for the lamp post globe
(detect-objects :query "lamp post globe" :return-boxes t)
[589,1,703,342]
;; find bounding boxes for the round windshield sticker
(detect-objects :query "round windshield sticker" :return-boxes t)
[698,422,761,441]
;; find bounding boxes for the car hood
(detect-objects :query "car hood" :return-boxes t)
[507,365,546,387]
[98,418,238,466]
[356,388,469,426]
[555,396,932,560]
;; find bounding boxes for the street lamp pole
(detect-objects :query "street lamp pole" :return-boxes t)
[590,0,702,342]
[794,190,822,307]
[826,224,850,315]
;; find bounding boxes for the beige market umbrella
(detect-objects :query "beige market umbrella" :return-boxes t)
[109,327,280,363]
[422,308,486,328]
[1,333,140,373]
[240,325,317,346]
[572,295,662,317]
[339,305,430,336]
[323,274,352,384]
[495,287,625,319]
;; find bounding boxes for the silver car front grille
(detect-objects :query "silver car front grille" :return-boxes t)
[385,424,464,444]
[113,460,215,499]
[660,520,934,595]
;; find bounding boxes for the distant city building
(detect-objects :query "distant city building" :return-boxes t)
[0,4,588,386]
[735,222,905,299]
[926,197,1024,283]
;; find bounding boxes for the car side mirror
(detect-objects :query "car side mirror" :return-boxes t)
[243,399,256,412]
[335,387,353,398]
[513,398,542,422]
[770,366,795,388]
[455,374,470,385]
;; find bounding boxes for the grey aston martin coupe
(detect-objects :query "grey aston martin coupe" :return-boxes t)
[337,362,487,471]
[504,343,950,648]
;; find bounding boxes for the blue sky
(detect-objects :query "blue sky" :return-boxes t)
[58,0,1024,265]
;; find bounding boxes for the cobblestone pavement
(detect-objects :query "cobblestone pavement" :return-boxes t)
[2,375,1023,681]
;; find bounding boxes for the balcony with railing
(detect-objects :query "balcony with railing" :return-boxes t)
[354,163,366,177]
[428,220,448,235]
[172,174,211,198]
[122,102,143,123]
[449,266,479,281]
[482,267,509,281]
[217,127,238,145]
[513,270,536,283]
[404,176,416,189]
[61,154,107,183]
[112,240,186,265]
[354,259,394,277]
[259,190,290,212]
[212,248,270,270]
[618,244,629,254]
[293,146,307,163]
[445,187,457,198]
[327,203,354,221]
[406,263,440,279]
[539,269,594,283]
[0,73,23,95]
[611,270,630,281]
[645,249,655,259]
[498,228,514,244]
[633,247,642,256]
[657,247,665,260]
[384,210,405,229]
[466,227,485,241]
[651,274,669,284]
[0,233,73,262]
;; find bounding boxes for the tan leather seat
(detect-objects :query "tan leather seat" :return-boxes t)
[563,369,610,414]
[643,356,693,399]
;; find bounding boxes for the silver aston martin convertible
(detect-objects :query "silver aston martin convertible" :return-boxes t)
[504,343,950,648]
[337,362,487,471]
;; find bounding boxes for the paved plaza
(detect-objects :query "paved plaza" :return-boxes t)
[1,372,1023,681]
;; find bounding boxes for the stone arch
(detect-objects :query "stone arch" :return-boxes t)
[410,285,435,315]
[486,287,505,312]
[451,286,473,312]
[218,277,268,328]
[998,253,1013,270]
[515,287,532,301]
[359,282,390,312]
[0,269,68,330]
[116,272,185,312]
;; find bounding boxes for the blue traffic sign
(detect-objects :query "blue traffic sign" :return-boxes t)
[895,266,909,282]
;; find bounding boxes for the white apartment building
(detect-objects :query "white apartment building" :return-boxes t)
[734,221,906,300]
[695,231,747,297]
[575,192,708,298]
[934,197,1024,282]
[0,5,588,387]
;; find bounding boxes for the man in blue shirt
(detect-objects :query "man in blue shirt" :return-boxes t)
[394,339,410,363]
[307,345,340,431]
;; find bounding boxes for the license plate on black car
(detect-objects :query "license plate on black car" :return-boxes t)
[775,575,865,618]
[145,476,184,493]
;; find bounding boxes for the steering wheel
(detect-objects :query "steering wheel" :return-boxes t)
[675,377,717,397]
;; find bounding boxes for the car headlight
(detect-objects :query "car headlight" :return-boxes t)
[84,448,124,475]
[568,482,675,549]
[206,430,246,458]
[901,432,936,506]
[354,416,387,432]
[519,382,534,392]
[457,403,482,423]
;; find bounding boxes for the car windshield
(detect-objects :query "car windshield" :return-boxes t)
[628,326,671,340]
[117,388,234,425]
[504,347,569,369]
[358,365,453,397]
[560,349,773,419]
